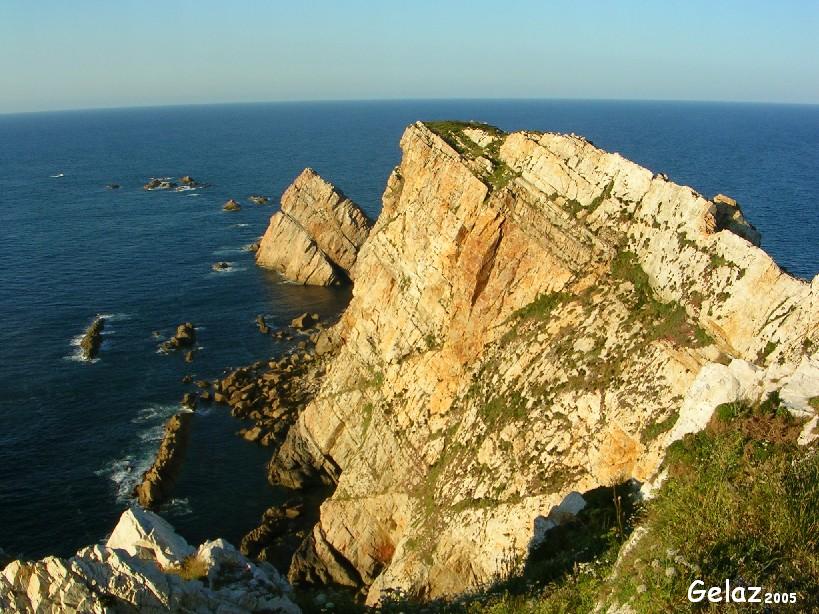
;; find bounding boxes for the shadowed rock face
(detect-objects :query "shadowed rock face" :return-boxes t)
[255,168,373,285]
[265,122,818,603]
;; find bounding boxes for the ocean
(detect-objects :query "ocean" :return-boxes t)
[0,99,817,559]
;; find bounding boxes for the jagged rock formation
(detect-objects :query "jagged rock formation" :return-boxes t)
[80,317,105,360]
[266,121,819,603]
[135,411,192,508]
[0,506,300,613]
[255,168,373,285]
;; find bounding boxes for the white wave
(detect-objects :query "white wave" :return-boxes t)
[95,402,182,502]
[209,265,246,275]
[186,193,200,197]
[232,223,250,228]
[50,173,65,178]
[213,246,245,256]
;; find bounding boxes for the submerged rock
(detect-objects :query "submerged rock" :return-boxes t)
[212,261,231,271]
[0,507,300,613]
[249,195,270,205]
[255,168,373,285]
[256,314,270,334]
[79,317,105,360]
[143,178,177,191]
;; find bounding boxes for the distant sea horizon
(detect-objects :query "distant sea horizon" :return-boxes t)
[2,96,818,118]
[0,98,816,560]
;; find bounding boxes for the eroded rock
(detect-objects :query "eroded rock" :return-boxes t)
[255,168,373,285]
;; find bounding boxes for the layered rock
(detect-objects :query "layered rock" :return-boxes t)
[135,411,192,508]
[0,506,300,613]
[255,168,373,285]
[266,122,819,603]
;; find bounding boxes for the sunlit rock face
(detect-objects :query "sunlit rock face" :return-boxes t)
[256,168,373,285]
[267,121,818,603]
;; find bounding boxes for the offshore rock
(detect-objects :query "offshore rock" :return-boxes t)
[79,317,105,360]
[0,507,300,613]
[267,121,819,603]
[135,412,193,509]
[256,168,373,285]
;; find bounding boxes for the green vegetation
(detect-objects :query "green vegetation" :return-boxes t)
[479,390,527,424]
[423,120,519,191]
[313,393,817,613]
[641,411,679,443]
[611,251,713,347]
[510,292,571,322]
[164,556,209,582]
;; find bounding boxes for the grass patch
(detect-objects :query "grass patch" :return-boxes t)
[164,556,208,582]
[611,251,712,348]
[641,411,679,443]
[511,292,571,322]
[423,120,519,191]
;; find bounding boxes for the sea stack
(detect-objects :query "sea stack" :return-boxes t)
[255,168,373,285]
[79,317,105,360]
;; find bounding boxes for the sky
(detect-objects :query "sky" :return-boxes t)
[1,0,817,114]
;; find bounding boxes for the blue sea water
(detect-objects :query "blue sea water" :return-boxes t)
[0,100,817,559]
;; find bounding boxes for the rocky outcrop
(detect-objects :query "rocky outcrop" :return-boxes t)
[0,506,300,613]
[266,121,819,603]
[255,168,373,285]
[143,178,176,191]
[249,195,270,205]
[135,411,193,508]
[79,317,105,360]
[159,322,196,353]
[223,199,242,212]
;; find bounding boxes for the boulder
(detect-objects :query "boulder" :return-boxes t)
[249,195,270,205]
[223,199,241,212]
[143,178,176,191]
[212,261,231,271]
[255,168,373,285]
[256,314,270,334]
[160,322,196,353]
[291,312,318,329]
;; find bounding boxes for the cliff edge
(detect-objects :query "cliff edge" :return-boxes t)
[269,121,819,603]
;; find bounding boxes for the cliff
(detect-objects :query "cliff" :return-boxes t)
[268,121,819,603]
[0,507,299,613]
[255,168,373,285]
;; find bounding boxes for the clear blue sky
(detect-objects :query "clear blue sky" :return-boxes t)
[1,0,817,113]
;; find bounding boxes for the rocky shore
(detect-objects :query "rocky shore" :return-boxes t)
[5,121,817,611]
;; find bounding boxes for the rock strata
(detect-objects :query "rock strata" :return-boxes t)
[135,411,193,508]
[0,506,300,613]
[79,317,105,360]
[255,168,373,285]
[264,121,818,603]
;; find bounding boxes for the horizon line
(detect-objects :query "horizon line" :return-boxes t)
[2,95,819,117]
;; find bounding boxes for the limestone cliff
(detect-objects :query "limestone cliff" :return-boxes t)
[0,507,299,613]
[256,168,373,285]
[269,121,819,603]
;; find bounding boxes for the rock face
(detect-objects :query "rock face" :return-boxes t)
[255,168,373,285]
[0,506,300,613]
[267,122,819,603]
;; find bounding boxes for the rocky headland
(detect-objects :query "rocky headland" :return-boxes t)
[265,121,818,604]
[4,121,818,612]
[255,168,373,285]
